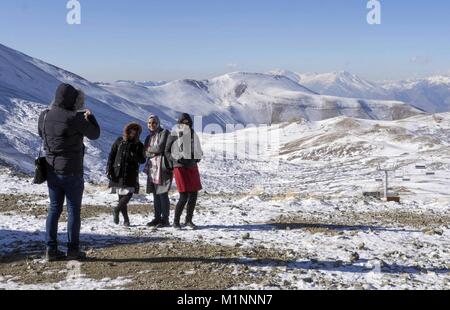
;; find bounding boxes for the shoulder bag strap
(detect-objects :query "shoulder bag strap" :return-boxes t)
[41,110,51,154]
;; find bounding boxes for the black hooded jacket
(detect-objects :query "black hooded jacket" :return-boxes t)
[107,123,146,192]
[38,84,101,175]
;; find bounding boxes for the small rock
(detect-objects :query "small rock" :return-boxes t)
[357,243,366,250]
[413,241,424,249]
[242,233,251,240]
[434,228,444,236]
[423,228,444,236]
[350,252,360,263]
[302,277,313,283]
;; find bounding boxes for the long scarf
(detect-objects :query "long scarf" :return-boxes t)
[148,133,163,185]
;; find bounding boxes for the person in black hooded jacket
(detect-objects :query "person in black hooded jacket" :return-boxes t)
[107,123,146,226]
[37,83,100,262]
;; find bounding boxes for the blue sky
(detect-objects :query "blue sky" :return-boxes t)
[1,0,449,82]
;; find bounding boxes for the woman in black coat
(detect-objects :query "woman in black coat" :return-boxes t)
[107,123,146,226]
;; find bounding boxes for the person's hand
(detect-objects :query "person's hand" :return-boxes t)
[84,109,92,121]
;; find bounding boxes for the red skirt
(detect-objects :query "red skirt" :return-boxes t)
[174,165,203,193]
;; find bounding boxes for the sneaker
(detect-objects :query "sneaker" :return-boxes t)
[146,219,161,227]
[45,248,66,262]
[123,220,131,227]
[66,249,87,261]
[173,223,182,230]
[185,221,197,230]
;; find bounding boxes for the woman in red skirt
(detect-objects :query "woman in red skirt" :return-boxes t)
[165,113,203,229]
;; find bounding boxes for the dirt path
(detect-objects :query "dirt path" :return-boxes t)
[0,238,296,289]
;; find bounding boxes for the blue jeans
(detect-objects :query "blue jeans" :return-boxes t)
[153,191,170,223]
[46,170,84,251]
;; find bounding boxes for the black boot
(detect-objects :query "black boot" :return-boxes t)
[67,248,87,261]
[122,206,130,227]
[45,248,66,262]
[185,195,197,229]
[173,221,182,230]
[113,207,120,225]
[157,219,171,228]
[173,205,183,230]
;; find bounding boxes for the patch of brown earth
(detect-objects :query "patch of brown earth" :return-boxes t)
[271,210,450,233]
[0,240,293,290]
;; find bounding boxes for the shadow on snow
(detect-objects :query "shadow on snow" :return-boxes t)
[0,229,165,263]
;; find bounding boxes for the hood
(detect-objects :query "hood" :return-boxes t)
[178,113,193,128]
[51,83,85,111]
[123,122,143,142]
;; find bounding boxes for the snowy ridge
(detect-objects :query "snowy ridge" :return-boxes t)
[380,75,450,113]
[268,70,388,101]
[268,69,450,113]
[101,71,422,125]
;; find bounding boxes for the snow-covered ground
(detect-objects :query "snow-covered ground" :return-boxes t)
[1,114,449,290]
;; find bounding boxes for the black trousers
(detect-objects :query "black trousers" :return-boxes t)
[174,192,198,224]
[117,193,133,220]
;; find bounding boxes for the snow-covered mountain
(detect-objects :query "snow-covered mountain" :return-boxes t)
[102,71,422,125]
[0,43,424,177]
[269,70,389,100]
[380,75,450,113]
[269,69,450,113]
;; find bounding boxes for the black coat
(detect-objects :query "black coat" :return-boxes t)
[107,137,146,192]
[37,84,101,175]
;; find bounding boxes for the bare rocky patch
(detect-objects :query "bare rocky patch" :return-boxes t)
[0,239,295,290]
[271,209,450,233]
